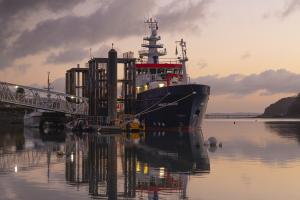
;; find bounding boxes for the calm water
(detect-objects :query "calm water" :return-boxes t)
[1,119,300,200]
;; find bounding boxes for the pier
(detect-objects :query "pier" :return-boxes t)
[0,48,138,131]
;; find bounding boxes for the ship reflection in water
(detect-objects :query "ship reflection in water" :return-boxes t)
[64,128,210,199]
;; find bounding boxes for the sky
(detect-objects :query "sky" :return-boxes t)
[0,0,300,113]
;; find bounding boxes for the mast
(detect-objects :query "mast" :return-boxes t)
[176,39,188,84]
[45,72,53,98]
[139,18,166,63]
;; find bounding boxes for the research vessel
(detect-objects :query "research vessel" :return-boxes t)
[135,19,210,129]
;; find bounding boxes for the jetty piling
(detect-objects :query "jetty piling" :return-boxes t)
[65,48,137,130]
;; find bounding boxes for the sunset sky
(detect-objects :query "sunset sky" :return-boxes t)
[1,0,300,113]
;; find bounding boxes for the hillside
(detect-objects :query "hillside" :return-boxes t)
[261,94,300,118]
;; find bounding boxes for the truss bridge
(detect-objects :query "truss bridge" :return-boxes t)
[0,81,88,115]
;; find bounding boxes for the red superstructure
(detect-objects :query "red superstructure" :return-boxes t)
[136,63,184,88]
[136,63,182,69]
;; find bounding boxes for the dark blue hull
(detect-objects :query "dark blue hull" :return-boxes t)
[136,84,210,129]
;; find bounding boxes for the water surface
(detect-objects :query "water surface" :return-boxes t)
[1,119,300,200]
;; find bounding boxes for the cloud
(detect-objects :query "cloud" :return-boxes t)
[0,0,85,49]
[46,48,88,64]
[0,0,85,69]
[157,0,212,32]
[0,0,84,15]
[281,0,300,18]
[196,60,208,69]
[45,44,112,64]
[262,13,270,19]
[241,51,251,60]
[0,0,152,68]
[29,77,65,92]
[263,0,300,19]
[0,0,212,69]
[193,69,300,96]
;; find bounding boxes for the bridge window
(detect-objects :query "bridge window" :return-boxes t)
[150,69,156,74]
[167,69,173,74]
[157,69,164,74]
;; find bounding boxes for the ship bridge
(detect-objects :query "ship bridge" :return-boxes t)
[0,81,88,115]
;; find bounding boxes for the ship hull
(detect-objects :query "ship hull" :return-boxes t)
[136,84,210,130]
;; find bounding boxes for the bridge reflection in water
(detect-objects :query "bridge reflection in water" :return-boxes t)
[0,126,65,175]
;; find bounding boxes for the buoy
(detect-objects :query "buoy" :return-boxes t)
[208,137,217,147]
[208,146,217,153]
[219,142,223,148]
[56,151,64,158]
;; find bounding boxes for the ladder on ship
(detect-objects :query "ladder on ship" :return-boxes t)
[0,81,88,115]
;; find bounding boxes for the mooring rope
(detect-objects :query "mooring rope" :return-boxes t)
[135,91,196,117]
[135,92,170,116]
